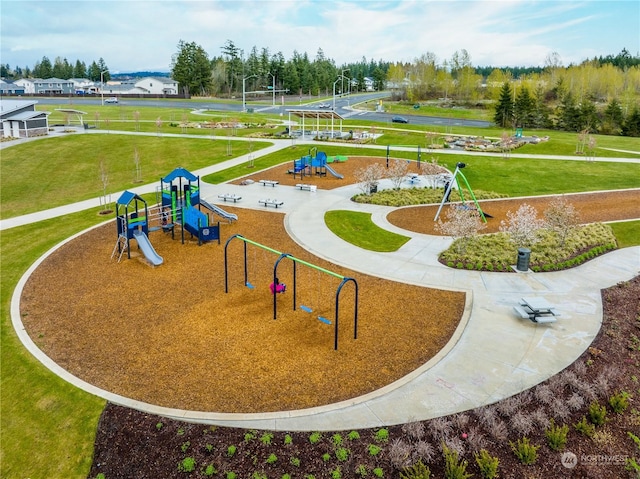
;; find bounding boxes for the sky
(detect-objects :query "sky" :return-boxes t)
[1,0,639,73]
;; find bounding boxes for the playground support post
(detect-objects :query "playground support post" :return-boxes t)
[433,164,487,223]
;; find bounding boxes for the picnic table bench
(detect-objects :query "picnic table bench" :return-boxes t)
[296,183,317,192]
[513,297,559,323]
[259,199,284,208]
[406,174,420,184]
[259,180,279,187]
[218,193,242,203]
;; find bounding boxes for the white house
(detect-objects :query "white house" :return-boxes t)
[133,77,179,95]
[14,78,38,94]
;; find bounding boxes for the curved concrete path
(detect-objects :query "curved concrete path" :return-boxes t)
[6,129,640,431]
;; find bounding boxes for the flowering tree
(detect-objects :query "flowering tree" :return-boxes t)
[355,163,385,195]
[499,203,545,248]
[436,205,487,254]
[388,159,409,189]
[543,196,581,246]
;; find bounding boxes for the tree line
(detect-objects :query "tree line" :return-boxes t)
[1,56,112,82]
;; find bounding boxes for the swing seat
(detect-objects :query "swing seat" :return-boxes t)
[317,316,332,325]
[300,305,313,313]
[245,281,255,290]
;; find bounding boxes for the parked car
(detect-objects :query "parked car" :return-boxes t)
[104,97,118,104]
[318,103,331,109]
[391,116,408,123]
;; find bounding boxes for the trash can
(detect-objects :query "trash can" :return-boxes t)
[517,248,531,272]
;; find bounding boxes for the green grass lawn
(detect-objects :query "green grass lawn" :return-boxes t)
[0,134,271,219]
[1,211,108,479]
[325,210,410,251]
[1,106,639,479]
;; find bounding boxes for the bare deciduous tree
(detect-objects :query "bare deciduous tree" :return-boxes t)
[436,205,486,254]
[388,159,409,189]
[420,157,448,188]
[499,203,545,248]
[133,146,142,183]
[543,196,581,246]
[98,157,110,213]
[355,163,385,195]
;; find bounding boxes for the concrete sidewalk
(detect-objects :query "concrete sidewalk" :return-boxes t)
[6,130,640,431]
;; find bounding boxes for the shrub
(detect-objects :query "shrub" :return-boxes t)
[244,430,256,442]
[510,437,539,465]
[290,457,301,467]
[348,430,361,440]
[588,401,608,426]
[375,428,390,442]
[226,472,237,479]
[355,464,368,476]
[474,449,499,479]
[227,445,237,457]
[284,434,293,445]
[204,464,216,476]
[574,416,596,437]
[545,419,569,451]
[335,447,350,461]
[260,432,274,445]
[373,467,384,477]
[368,444,382,456]
[322,453,331,462]
[309,432,322,444]
[609,390,631,413]
[442,443,472,479]
[332,433,343,446]
[400,460,431,479]
[331,466,342,479]
[266,453,278,464]
[178,457,196,473]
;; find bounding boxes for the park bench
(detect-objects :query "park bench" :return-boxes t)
[259,180,279,187]
[296,184,317,192]
[258,199,284,208]
[218,193,242,203]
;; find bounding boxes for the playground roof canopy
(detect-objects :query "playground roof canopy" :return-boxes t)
[162,167,198,183]
[116,190,146,206]
[285,109,345,121]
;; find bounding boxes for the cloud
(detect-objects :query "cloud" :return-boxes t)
[1,0,637,72]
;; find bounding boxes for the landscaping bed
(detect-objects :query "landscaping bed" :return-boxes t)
[88,276,640,479]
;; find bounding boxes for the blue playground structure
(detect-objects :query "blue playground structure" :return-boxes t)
[291,148,344,180]
[160,167,222,245]
[113,190,163,265]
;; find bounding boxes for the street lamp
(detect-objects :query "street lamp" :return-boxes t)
[341,68,350,96]
[242,74,257,112]
[332,74,347,110]
[267,72,275,107]
[100,69,109,106]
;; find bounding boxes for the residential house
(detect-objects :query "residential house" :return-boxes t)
[14,78,38,94]
[0,99,50,138]
[133,76,179,95]
[0,80,26,95]
[33,77,75,95]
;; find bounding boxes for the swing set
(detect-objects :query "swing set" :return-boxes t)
[433,162,489,223]
[223,234,359,350]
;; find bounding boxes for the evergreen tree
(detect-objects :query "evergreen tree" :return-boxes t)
[220,39,242,95]
[602,98,624,134]
[578,98,600,132]
[621,106,640,137]
[513,85,534,128]
[34,56,52,78]
[556,92,581,131]
[493,82,514,128]
[372,67,386,91]
[171,40,212,96]
[532,84,552,128]
[73,60,87,78]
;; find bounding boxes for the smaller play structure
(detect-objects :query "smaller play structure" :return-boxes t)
[223,234,358,350]
[434,162,489,222]
[291,148,345,180]
[113,191,163,265]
